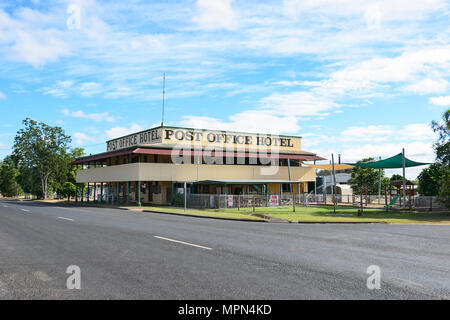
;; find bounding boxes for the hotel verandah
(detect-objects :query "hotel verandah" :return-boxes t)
[72,126,325,206]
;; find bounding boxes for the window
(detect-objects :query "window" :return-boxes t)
[282,183,291,192]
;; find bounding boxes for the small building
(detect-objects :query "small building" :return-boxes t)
[72,126,325,205]
[390,180,416,196]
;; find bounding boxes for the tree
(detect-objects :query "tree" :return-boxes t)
[381,177,391,192]
[16,166,42,198]
[390,174,403,181]
[431,109,450,206]
[348,158,384,194]
[417,163,442,196]
[439,168,450,208]
[0,156,21,197]
[51,147,85,197]
[13,119,72,200]
[61,182,77,202]
[431,109,450,165]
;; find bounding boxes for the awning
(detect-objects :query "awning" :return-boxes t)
[71,147,326,164]
[192,180,303,184]
[345,153,430,169]
[301,163,354,170]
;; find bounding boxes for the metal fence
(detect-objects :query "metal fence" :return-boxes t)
[185,193,447,210]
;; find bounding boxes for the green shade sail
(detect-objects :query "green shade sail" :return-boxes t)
[345,153,430,169]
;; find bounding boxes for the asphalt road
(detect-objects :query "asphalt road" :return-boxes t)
[0,199,449,300]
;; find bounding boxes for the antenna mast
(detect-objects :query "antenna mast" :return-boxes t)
[161,72,165,127]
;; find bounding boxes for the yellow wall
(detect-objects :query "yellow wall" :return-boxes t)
[76,162,316,184]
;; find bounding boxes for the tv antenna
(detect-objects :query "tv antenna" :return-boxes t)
[161,73,165,127]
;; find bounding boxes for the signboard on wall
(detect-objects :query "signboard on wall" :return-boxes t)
[162,127,301,153]
[227,195,233,207]
[106,126,302,153]
[106,128,162,152]
[269,195,279,207]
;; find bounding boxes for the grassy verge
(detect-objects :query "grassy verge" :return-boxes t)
[26,199,450,224]
[122,206,267,221]
[219,205,450,224]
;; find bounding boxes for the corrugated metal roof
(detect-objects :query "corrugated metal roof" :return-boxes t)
[72,147,326,164]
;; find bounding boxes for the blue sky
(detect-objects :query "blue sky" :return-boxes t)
[0,0,449,178]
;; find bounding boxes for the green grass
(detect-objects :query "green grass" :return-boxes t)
[221,205,450,224]
[121,205,267,221]
[122,205,449,224]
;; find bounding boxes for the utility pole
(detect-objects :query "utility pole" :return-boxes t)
[402,148,406,209]
[287,158,295,212]
[332,154,337,213]
[161,72,165,127]
[378,156,381,204]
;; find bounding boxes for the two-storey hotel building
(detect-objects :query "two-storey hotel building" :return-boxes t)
[72,126,326,206]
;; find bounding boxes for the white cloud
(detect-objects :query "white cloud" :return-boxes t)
[282,0,447,21]
[301,45,450,98]
[192,0,239,31]
[429,95,450,106]
[43,80,74,97]
[401,123,436,141]
[179,110,300,134]
[403,78,449,94]
[340,125,395,142]
[364,4,381,29]
[339,123,435,142]
[63,109,116,122]
[0,91,6,99]
[9,30,70,68]
[105,124,144,139]
[260,91,338,117]
[79,82,103,97]
[73,132,98,146]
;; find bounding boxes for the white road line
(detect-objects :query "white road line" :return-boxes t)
[2,205,8,208]
[57,217,74,222]
[21,209,30,212]
[154,236,212,251]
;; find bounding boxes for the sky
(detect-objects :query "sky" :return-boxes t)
[0,0,449,179]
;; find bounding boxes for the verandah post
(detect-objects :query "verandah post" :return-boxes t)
[117,182,121,205]
[127,181,130,206]
[137,181,141,207]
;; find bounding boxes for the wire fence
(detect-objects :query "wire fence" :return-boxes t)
[12,190,447,211]
[185,193,447,210]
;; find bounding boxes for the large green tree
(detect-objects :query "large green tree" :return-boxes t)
[348,157,384,195]
[430,109,450,207]
[417,163,442,196]
[13,119,72,200]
